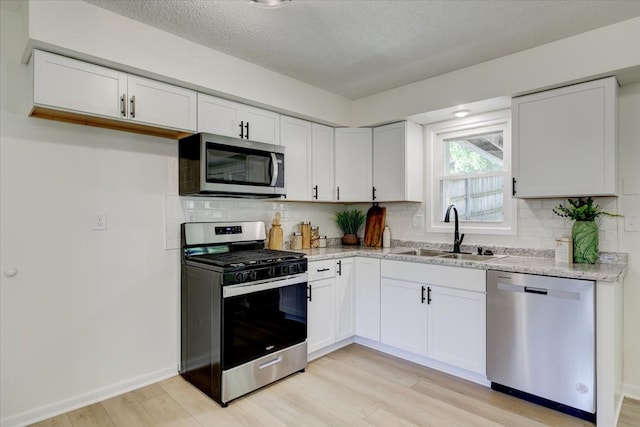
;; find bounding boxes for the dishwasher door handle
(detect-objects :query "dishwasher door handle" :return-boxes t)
[524,286,548,295]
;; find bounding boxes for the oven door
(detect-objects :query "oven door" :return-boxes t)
[201,137,285,196]
[222,274,307,370]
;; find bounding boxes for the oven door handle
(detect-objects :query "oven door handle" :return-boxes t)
[223,273,307,298]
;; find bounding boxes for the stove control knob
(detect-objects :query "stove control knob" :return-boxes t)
[291,264,298,274]
[234,272,245,282]
[282,265,289,275]
[248,270,257,281]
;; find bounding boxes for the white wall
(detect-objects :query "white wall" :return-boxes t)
[1,6,181,425]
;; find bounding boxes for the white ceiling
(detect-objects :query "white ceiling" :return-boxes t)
[83,0,640,101]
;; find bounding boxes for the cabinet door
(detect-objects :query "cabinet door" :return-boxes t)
[335,258,355,341]
[243,105,280,145]
[128,75,197,131]
[311,124,335,201]
[307,278,335,354]
[280,116,312,200]
[373,122,405,201]
[197,94,243,137]
[373,122,423,202]
[512,77,617,197]
[427,285,486,374]
[334,128,373,202]
[380,278,428,356]
[33,50,127,119]
[355,257,381,341]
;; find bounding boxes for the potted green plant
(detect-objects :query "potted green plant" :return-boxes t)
[333,209,366,245]
[553,197,621,264]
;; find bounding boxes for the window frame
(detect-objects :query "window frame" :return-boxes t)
[425,110,517,236]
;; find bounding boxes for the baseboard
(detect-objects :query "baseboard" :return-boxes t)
[624,383,640,401]
[353,336,490,387]
[308,337,354,362]
[0,365,177,427]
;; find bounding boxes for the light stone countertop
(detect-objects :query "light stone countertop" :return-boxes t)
[300,246,627,283]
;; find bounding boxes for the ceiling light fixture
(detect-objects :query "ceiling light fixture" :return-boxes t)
[251,0,292,7]
[453,109,470,118]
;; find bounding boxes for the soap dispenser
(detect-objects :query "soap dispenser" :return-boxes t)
[382,223,391,248]
[268,212,283,250]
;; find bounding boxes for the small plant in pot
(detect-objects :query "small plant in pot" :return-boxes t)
[553,197,621,264]
[334,209,366,246]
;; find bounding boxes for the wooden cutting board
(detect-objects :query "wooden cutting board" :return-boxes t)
[364,204,386,247]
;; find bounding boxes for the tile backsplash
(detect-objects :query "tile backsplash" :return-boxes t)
[164,195,343,249]
[165,195,622,253]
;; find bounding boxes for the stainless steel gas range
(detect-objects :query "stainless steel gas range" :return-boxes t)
[180,221,308,406]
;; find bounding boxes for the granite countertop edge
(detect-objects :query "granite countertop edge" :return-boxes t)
[300,247,628,283]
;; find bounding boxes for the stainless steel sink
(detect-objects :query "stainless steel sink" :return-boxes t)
[436,253,500,261]
[394,248,448,257]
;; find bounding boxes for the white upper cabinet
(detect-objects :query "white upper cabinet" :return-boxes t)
[311,123,335,201]
[32,50,197,133]
[198,94,280,145]
[334,128,373,202]
[280,116,313,200]
[127,75,197,131]
[512,77,618,198]
[373,121,424,202]
[280,118,334,201]
[33,50,126,120]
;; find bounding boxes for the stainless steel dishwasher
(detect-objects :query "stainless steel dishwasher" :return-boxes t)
[486,270,595,421]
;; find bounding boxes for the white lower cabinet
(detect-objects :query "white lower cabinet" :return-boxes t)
[379,259,486,375]
[380,278,428,356]
[335,258,356,341]
[307,258,355,356]
[307,277,336,353]
[355,257,381,341]
[427,284,486,374]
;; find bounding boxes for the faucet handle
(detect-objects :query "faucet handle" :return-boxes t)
[477,247,483,255]
[458,233,465,246]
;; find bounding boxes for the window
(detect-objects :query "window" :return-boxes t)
[426,111,516,235]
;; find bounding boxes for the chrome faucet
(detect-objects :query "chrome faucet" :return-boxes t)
[444,204,465,253]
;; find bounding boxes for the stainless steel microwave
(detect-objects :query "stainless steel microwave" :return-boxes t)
[179,133,285,197]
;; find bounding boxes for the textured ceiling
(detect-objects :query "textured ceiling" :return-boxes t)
[83,0,640,100]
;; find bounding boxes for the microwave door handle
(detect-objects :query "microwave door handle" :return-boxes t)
[270,152,278,186]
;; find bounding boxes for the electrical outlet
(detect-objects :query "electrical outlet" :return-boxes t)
[93,211,107,230]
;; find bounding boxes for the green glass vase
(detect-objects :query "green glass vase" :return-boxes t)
[572,221,599,264]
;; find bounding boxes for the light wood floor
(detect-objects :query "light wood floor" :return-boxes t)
[31,344,638,427]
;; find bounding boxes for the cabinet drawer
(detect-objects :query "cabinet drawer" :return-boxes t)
[380,260,485,293]
[308,259,336,281]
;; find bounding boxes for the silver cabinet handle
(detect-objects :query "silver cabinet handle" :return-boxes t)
[130,95,136,118]
[120,94,127,117]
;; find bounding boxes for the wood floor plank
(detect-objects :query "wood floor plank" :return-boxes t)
[67,403,116,427]
[617,398,640,427]
[139,394,200,427]
[157,375,220,417]
[100,393,158,426]
[130,383,166,404]
[30,414,73,427]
